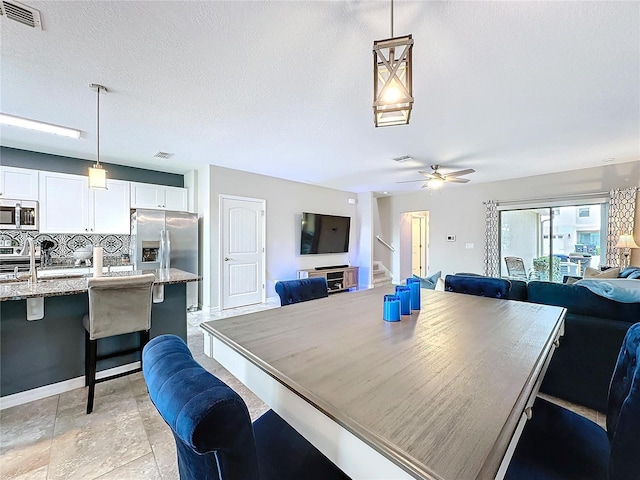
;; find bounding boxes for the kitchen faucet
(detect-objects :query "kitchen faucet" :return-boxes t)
[19,238,38,284]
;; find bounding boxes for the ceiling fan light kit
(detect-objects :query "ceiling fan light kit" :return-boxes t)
[373,0,413,127]
[88,83,108,190]
[397,164,476,189]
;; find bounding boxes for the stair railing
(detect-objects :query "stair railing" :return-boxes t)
[375,235,395,251]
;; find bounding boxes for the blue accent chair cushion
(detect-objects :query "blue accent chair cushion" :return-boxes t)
[444,274,511,299]
[275,277,329,306]
[412,271,441,289]
[506,322,640,480]
[143,334,349,480]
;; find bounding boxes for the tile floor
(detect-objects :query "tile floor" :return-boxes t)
[1,298,605,479]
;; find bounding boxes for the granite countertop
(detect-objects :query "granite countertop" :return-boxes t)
[0,268,199,302]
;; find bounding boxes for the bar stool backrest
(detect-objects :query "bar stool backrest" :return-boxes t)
[85,274,155,340]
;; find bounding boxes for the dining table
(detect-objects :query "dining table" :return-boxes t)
[200,286,566,480]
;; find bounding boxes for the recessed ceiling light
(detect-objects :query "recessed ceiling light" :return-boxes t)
[603,157,615,163]
[0,113,81,139]
[383,191,389,194]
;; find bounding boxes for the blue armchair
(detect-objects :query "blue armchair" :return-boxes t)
[275,277,328,306]
[142,334,349,480]
[505,322,640,479]
[444,274,512,299]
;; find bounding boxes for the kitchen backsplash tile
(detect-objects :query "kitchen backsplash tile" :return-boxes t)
[0,231,130,260]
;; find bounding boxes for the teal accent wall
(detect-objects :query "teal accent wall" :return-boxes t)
[0,147,183,187]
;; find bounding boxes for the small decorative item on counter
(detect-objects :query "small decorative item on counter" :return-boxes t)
[383,294,401,322]
[406,277,421,310]
[395,285,411,315]
[121,253,130,265]
[72,246,93,266]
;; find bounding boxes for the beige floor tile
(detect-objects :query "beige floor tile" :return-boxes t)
[94,453,161,480]
[48,395,151,480]
[4,465,48,480]
[0,396,57,480]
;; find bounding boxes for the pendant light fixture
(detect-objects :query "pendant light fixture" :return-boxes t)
[88,83,108,190]
[373,0,414,127]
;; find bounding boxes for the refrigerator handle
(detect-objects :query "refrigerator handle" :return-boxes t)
[159,230,165,269]
[165,230,171,269]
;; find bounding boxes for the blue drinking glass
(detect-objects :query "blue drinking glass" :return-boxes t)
[406,278,421,310]
[383,294,401,322]
[395,286,411,315]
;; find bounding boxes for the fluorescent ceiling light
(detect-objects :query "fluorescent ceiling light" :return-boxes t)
[0,113,81,139]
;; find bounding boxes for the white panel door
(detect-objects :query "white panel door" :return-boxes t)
[221,196,265,309]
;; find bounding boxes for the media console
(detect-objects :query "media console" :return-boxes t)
[298,266,359,293]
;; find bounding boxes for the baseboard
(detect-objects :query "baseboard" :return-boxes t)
[0,361,141,410]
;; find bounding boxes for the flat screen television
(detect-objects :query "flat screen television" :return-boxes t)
[300,212,351,255]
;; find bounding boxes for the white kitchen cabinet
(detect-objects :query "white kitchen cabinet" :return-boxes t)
[39,172,90,233]
[39,172,130,234]
[0,166,39,200]
[130,182,188,211]
[92,179,130,234]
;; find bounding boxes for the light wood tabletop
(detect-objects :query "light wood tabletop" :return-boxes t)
[201,286,565,480]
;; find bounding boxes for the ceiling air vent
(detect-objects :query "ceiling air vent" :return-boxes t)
[392,155,413,163]
[153,151,173,159]
[0,0,42,29]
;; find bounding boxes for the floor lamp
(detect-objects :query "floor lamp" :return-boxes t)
[615,234,639,269]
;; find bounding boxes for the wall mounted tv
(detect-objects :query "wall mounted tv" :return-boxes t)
[300,212,351,255]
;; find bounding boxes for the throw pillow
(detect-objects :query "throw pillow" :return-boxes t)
[413,271,442,290]
[584,267,620,279]
[435,277,445,291]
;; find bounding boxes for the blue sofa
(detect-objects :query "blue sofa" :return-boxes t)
[452,273,639,412]
[275,277,328,306]
[528,280,640,412]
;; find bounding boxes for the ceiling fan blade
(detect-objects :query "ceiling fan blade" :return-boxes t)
[396,179,427,184]
[444,168,476,178]
[446,177,470,183]
[417,170,437,179]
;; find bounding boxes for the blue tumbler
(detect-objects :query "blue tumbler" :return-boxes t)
[395,286,411,315]
[383,294,401,322]
[406,278,421,310]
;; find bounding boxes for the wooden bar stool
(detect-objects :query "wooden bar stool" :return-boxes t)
[83,273,155,414]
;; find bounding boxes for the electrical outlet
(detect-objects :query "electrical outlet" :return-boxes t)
[466,243,474,249]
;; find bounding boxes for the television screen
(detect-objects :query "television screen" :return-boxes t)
[300,212,351,255]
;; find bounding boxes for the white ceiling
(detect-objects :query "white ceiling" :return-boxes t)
[1,1,639,194]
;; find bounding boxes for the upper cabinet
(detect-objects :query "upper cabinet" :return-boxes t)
[0,166,39,200]
[39,172,130,234]
[130,182,188,211]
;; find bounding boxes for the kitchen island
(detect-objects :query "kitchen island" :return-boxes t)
[0,268,199,404]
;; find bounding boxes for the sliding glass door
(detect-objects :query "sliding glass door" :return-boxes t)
[500,203,607,282]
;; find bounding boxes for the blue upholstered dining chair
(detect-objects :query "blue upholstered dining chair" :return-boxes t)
[142,334,350,480]
[274,277,328,306]
[444,274,511,299]
[505,322,640,480]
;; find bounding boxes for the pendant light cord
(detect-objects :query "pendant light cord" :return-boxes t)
[96,86,101,167]
[390,0,394,38]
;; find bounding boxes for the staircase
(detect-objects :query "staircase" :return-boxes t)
[372,261,393,287]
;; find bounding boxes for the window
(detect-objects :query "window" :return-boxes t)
[500,202,607,282]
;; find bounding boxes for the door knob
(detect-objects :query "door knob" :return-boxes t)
[224,257,233,261]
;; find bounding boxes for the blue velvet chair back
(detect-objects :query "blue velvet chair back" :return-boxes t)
[444,274,511,299]
[607,323,640,479]
[275,277,329,306]
[143,335,260,480]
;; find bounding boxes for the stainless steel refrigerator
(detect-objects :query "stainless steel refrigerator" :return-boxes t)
[130,209,198,310]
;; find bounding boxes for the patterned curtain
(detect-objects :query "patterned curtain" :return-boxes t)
[606,187,637,266]
[484,201,500,277]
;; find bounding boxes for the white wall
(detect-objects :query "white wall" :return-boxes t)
[384,161,640,279]
[201,165,359,310]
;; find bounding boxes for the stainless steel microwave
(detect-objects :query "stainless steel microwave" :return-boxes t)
[0,199,38,230]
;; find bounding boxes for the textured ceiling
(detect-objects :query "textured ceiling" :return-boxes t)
[1,1,639,193]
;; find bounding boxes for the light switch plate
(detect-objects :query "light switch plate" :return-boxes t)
[447,235,456,242]
[466,243,475,249]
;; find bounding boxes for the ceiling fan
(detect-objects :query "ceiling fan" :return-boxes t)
[397,165,476,189]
